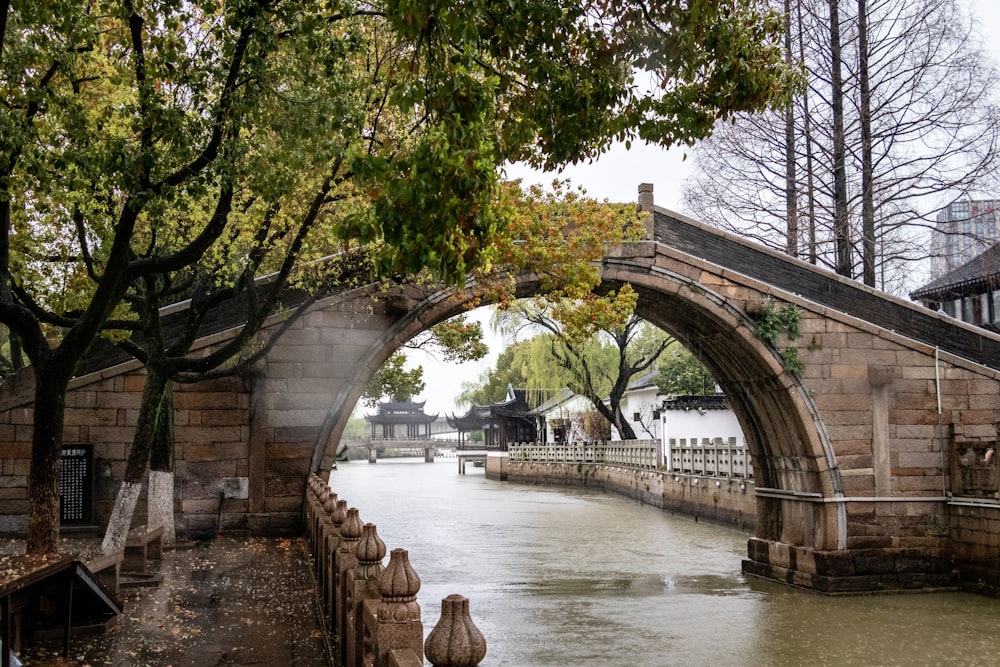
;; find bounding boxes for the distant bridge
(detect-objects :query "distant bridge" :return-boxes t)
[337,437,489,473]
[338,437,453,463]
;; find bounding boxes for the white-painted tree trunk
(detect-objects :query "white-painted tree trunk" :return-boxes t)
[101,480,143,554]
[147,470,176,545]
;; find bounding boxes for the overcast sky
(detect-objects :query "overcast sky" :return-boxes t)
[401,0,1000,417]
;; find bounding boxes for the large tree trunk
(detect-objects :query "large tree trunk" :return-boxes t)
[796,0,819,265]
[858,0,876,287]
[26,363,71,554]
[784,0,798,258]
[101,365,170,553]
[101,481,144,554]
[829,0,852,278]
[147,382,176,545]
[611,409,637,440]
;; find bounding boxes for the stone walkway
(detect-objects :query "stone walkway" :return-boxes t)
[8,537,333,666]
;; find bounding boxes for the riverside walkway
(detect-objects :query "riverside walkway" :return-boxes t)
[3,537,332,666]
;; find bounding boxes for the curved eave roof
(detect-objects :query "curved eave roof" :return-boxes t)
[661,395,730,411]
[365,412,439,424]
[911,244,1000,300]
[447,405,491,429]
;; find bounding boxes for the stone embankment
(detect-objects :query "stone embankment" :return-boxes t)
[494,441,757,530]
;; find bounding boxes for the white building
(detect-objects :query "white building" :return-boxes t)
[659,395,743,444]
[530,388,597,443]
[531,370,745,449]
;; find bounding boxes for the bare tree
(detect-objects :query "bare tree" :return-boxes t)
[684,0,1000,294]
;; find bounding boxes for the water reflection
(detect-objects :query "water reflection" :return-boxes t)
[328,459,998,667]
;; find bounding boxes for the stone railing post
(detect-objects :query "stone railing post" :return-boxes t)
[313,486,330,559]
[304,474,321,547]
[318,490,338,609]
[424,594,487,667]
[369,548,423,667]
[347,523,386,667]
[326,498,348,617]
[335,507,364,665]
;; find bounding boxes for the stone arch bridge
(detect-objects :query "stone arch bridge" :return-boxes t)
[2,186,1000,594]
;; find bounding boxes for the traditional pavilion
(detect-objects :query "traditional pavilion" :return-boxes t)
[365,400,438,440]
[446,404,493,448]
[447,384,537,450]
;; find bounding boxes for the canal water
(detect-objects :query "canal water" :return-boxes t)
[328,459,998,667]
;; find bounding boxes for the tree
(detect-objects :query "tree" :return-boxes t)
[655,345,717,396]
[2,0,796,553]
[498,303,672,440]
[362,353,427,407]
[362,313,488,409]
[459,340,534,407]
[572,409,612,441]
[407,316,489,365]
[100,254,363,552]
[683,0,1000,294]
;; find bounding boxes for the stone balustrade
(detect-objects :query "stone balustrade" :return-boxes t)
[507,438,753,480]
[304,473,486,667]
[667,437,753,479]
[508,440,661,469]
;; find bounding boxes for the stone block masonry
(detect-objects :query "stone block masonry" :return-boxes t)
[504,460,757,532]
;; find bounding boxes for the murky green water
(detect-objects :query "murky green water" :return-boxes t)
[328,458,999,667]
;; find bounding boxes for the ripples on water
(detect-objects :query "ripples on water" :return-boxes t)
[329,458,999,667]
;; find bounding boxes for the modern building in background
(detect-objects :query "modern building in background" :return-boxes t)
[929,199,1000,280]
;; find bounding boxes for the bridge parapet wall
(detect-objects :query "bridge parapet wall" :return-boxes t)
[507,438,757,528]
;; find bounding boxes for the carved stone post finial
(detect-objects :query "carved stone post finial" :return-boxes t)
[324,491,338,514]
[333,499,348,527]
[374,549,424,666]
[379,548,421,620]
[342,507,364,540]
[357,523,387,577]
[425,594,487,667]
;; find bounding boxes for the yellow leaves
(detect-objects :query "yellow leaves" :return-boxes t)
[467,178,644,344]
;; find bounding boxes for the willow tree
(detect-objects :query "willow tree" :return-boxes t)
[1,0,795,554]
[495,300,673,440]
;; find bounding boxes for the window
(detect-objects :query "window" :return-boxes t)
[962,297,976,323]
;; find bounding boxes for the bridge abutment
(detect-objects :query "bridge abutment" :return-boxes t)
[743,537,957,593]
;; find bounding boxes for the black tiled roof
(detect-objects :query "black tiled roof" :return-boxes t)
[910,243,1000,300]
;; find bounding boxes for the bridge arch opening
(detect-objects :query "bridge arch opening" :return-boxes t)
[309,256,845,553]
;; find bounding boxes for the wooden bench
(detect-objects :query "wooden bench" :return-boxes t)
[83,550,123,599]
[122,525,164,574]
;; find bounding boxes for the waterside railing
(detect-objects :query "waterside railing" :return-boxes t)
[668,437,753,479]
[303,473,487,667]
[507,437,754,480]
